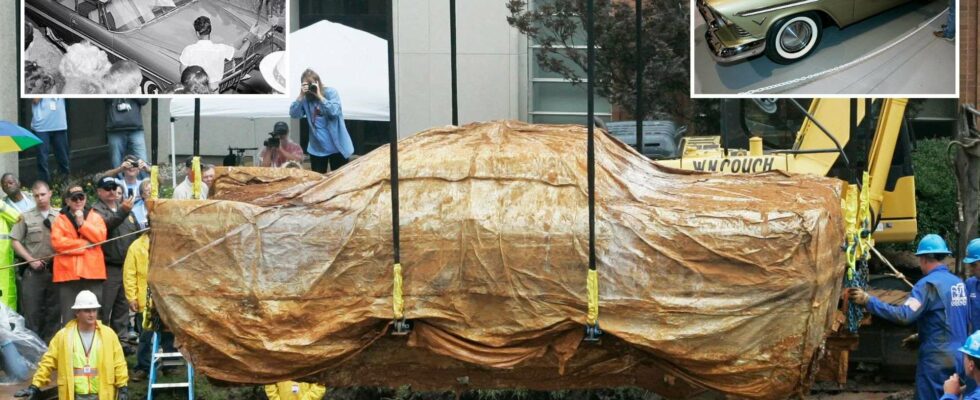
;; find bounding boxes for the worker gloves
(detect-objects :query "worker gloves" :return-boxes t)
[13,385,40,399]
[847,288,871,305]
[117,386,130,400]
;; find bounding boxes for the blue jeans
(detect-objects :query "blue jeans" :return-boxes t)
[35,129,70,184]
[0,341,30,382]
[944,0,955,38]
[107,129,147,169]
[135,313,175,372]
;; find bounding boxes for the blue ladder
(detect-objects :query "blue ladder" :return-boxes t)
[147,331,194,400]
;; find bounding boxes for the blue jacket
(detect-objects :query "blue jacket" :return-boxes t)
[942,390,980,400]
[868,265,970,400]
[289,87,354,159]
[967,276,980,333]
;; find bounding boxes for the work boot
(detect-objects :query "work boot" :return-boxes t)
[933,30,954,42]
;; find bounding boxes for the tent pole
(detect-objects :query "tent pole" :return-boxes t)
[450,0,458,125]
[193,99,201,156]
[170,118,177,188]
[635,0,643,154]
[151,99,159,165]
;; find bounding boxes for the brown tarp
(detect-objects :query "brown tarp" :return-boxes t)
[148,121,847,399]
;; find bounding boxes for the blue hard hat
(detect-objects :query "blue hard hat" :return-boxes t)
[915,234,952,256]
[961,331,980,359]
[965,238,980,264]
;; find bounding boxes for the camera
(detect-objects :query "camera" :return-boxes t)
[306,82,318,95]
[264,137,280,148]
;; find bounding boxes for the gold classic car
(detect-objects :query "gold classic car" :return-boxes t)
[697,0,920,64]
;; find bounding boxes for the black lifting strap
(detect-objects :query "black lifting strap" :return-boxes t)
[584,0,602,343]
[388,0,410,336]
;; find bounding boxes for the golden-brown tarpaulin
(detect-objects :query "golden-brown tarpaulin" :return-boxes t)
[148,121,846,400]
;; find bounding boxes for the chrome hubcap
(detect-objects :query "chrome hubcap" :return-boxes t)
[780,21,812,53]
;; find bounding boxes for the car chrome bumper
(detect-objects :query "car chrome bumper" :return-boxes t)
[704,27,765,63]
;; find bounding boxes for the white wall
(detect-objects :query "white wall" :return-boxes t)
[394,0,525,136]
[0,0,20,174]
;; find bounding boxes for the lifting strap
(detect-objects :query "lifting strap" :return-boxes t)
[191,156,202,200]
[584,0,601,339]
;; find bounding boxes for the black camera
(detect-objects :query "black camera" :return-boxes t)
[306,82,318,95]
[264,137,280,148]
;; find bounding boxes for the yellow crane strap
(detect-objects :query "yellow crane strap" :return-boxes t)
[586,269,599,326]
[150,166,159,200]
[392,263,404,320]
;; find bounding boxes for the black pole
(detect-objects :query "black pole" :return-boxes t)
[151,99,159,165]
[193,98,201,156]
[388,0,400,265]
[587,0,595,272]
[634,0,643,154]
[450,0,459,125]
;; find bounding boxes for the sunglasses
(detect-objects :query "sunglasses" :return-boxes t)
[68,193,86,202]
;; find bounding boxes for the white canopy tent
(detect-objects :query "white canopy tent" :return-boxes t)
[167,20,390,184]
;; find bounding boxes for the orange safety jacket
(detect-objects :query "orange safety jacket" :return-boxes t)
[51,208,108,283]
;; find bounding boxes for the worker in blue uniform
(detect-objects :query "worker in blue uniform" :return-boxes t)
[850,234,969,400]
[942,331,980,399]
[963,238,980,332]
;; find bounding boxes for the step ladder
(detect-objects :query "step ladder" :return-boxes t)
[147,331,194,400]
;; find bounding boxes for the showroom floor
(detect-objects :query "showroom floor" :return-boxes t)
[692,0,955,95]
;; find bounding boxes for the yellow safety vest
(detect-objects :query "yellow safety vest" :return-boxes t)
[72,328,101,395]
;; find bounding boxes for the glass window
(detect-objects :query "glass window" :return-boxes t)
[104,0,192,31]
[742,99,811,149]
[532,48,586,80]
[533,81,611,114]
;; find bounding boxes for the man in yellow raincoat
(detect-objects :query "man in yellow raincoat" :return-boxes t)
[21,290,129,400]
[0,199,21,310]
[264,381,327,400]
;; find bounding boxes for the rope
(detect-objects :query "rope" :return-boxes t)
[870,246,914,288]
[739,8,948,95]
[0,227,151,272]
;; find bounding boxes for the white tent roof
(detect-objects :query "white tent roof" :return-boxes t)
[170,20,389,121]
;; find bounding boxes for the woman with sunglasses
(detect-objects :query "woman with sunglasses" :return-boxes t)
[50,182,108,325]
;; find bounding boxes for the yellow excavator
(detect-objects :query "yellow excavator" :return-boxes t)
[655,98,925,387]
[657,98,917,244]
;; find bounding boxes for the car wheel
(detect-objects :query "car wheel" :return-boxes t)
[141,77,161,94]
[765,12,822,64]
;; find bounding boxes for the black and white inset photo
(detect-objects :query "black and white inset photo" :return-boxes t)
[22,0,288,96]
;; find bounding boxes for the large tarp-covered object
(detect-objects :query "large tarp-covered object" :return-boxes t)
[148,121,846,399]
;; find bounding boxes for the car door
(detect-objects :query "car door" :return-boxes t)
[852,0,911,22]
[68,1,116,59]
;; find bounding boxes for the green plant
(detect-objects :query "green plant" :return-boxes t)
[911,138,958,246]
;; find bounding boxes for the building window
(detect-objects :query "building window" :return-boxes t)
[527,1,612,124]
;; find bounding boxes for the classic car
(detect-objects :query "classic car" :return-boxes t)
[25,0,283,93]
[697,0,923,64]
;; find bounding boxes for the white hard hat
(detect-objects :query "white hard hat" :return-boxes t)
[71,290,101,310]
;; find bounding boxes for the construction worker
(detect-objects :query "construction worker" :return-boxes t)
[264,381,327,400]
[849,234,969,400]
[20,290,129,400]
[942,331,980,399]
[0,197,21,311]
[964,238,980,332]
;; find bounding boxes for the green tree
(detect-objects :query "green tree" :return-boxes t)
[506,0,689,120]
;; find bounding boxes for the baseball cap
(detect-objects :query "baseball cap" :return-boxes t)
[273,121,289,135]
[95,176,119,190]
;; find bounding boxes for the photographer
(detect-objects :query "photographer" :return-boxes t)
[102,155,150,201]
[259,122,304,168]
[105,98,149,172]
[289,69,353,173]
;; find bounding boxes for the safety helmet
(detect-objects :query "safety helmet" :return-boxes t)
[915,234,952,256]
[71,290,101,310]
[964,238,980,264]
[961,331,980,359]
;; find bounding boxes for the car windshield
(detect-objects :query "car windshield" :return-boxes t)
[104,0,194,31]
